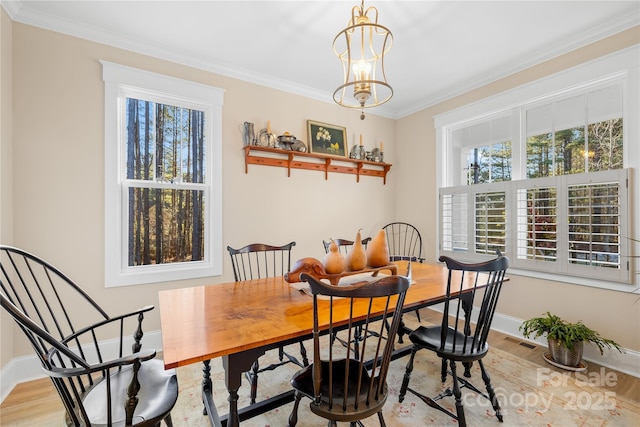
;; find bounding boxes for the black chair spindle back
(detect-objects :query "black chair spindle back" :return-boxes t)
[227,241,296,281]
[0,245,177,427]
[288,264,412,426]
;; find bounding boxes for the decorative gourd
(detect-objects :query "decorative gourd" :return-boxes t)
[366,228,390,267]
[347,229,367,271]
[323,239,346,274]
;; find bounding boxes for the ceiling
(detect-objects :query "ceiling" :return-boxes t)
[3,1,639,119]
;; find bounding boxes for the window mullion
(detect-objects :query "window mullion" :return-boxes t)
[556,175,568,274]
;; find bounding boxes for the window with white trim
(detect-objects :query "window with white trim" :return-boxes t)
[436,47,639,290]
[441,170,630,283]
[102,62,224,287]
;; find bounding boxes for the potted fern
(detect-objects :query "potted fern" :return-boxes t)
[519,312,624,368]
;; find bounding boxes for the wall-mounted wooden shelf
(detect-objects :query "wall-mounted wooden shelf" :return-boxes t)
[244,145,392,184]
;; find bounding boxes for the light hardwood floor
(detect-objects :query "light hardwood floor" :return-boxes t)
[1,309,638,425]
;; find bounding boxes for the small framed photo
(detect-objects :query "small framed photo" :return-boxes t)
[307,120,348,157]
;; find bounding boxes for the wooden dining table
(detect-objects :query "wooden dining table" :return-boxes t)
[158,261,484,427]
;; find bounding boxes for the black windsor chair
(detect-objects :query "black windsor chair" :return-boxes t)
[288,263,412,426]
[0,245,178,427]
[398,253,509,427]
[227,241,309,405]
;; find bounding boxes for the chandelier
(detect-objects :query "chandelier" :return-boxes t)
[333,0,393,120]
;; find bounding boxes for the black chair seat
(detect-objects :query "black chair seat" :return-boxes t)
[82,359,178,426]
[291,359,386,408]
[409,326,489,361]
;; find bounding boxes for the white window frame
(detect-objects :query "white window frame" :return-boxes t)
[435,47,640,292]
[441,169,630,283]
[102,61,224,287]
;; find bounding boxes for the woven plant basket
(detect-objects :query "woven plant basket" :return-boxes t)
[548,338,584,367]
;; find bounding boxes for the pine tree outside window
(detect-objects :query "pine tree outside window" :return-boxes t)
[102,62,223,287]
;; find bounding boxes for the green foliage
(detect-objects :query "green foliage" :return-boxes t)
[525,118,623,179]
[520,312,624,355]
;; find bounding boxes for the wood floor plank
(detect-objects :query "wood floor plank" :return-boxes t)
[0,377,64,426]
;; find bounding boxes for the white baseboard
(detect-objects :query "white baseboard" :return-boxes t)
[0,330,163,404]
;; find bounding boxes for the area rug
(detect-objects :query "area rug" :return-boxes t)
[169,336,640,426]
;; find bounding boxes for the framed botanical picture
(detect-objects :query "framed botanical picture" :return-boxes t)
[307,120,348,157]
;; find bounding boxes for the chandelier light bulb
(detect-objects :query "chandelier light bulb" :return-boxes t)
[352,60,371,81]
[352,60,372,104]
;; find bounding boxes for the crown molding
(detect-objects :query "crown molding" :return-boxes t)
[397,12,640,118]
[3,0,637,121]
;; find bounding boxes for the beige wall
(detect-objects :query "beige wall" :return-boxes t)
[395,26,640,352]
[2,11,639,371]
[1,8,14,368]
[6,21,396,360]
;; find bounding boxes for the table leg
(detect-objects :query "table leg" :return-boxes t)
[223,348,265,427]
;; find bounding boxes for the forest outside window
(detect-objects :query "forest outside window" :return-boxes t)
[102,62,224,287]
[125,97,205,266]
[525,85,623,178]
